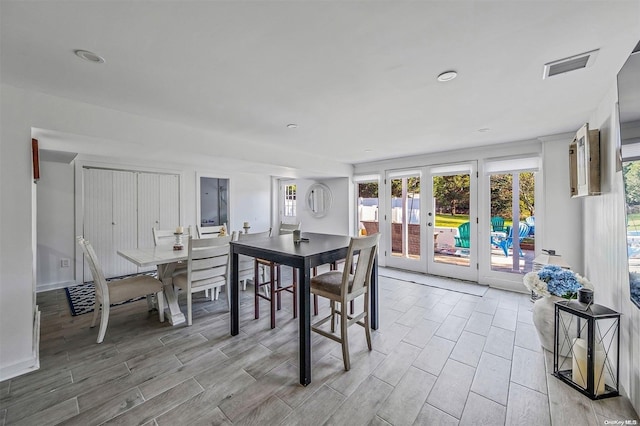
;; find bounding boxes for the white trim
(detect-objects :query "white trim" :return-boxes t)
[36,280,77,293]
[353,174,380,183]
[0,308,40,381]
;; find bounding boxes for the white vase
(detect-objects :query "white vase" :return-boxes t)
[532,295,563,352]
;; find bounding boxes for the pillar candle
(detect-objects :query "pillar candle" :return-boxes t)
[176,226,184,234]
[572,338,606,394]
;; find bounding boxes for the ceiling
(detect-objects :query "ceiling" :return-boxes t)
[2,1,639,171]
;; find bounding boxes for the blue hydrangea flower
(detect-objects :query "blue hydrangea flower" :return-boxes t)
[537,265,583,298]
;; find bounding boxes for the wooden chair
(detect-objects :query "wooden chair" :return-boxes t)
[77,236,164,343]
[172,235,232,325]
[310,233,380,370]
[196,224,227,238]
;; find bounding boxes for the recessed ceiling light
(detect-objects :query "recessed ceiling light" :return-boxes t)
[286,124,298,129]
[478,128,491,133]
[364,149,373,153]
[437,70,457,82]
[74,49,105,64]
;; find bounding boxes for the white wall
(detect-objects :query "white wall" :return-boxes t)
[36,160,75,290]
[0,85,39,380]
[584,82,640,412]
[540,134,585,274]
[290,178,351,235]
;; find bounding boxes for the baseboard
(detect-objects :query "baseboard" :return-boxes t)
[36,280,77,293]
[0,307,40,381]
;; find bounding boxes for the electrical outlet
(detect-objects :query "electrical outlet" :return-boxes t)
[60,258,70,268]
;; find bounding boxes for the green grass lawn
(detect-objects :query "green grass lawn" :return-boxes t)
[435,214,515,229]
[628,213,640,230]
[434,214,469,228]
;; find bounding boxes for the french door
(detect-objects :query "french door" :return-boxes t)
[384,169,426,272]
[383,163,478,282]
[426,163,478,282]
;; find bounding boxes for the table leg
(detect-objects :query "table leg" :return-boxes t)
[370,254,379,330]
[157,263,186,326]
[298,259,311,386]
[231,250,239,336]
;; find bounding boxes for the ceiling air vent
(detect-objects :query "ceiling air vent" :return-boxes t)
[543,49,599,79]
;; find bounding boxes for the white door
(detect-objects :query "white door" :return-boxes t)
[384,169,427,272]
[426,162,478,282]
[111,170,138,278]
[138,172,180,248]
[279,180,298,224]
[83,168,137,280]
[137,172,160,249]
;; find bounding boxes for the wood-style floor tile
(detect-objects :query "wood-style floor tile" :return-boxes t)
[1,276,634,426]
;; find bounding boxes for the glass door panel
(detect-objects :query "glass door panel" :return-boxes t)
[427,162,478,281]
[489,171,535,274]
[385,170,425,272]
[357,181,379,236]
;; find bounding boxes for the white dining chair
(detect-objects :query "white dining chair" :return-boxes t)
[152,226,192,246]
[196,223,227,238]
[172,235,232,325]
[77,236,165,343]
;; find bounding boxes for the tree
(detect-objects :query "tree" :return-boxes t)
[623,162,640,208]
[433,175,470,215]
[358,182,378,198]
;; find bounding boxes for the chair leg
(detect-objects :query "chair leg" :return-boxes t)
[330,300,336,333]
[275,264,282,311]
[254,261,260,320]
[270,263,276,329]
[341,303,350,371]
[312,267,319,316]
[364,295,372,351]
[187,292,193,326]
[157,291,165,323]
[90,301,100,328]
[96,304,109,344]
[292,268,297,319]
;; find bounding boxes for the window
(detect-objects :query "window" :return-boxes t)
[283,184,297,217]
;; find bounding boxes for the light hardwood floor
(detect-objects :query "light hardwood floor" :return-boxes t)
[1,272,638,425]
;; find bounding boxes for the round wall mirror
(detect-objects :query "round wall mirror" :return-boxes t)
[306,183,333,218]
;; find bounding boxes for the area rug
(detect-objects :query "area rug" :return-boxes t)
[65,272,156,316]
[379,267,488,297]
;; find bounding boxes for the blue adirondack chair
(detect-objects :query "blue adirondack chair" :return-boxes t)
[491,216,506,232]
[498,222,530,257]
[525,216,535,236]
[454,222,471,249]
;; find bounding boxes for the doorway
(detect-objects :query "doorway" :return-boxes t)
[380,163,478,281]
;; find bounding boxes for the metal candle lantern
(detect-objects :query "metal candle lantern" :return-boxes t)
[553,300,620,399]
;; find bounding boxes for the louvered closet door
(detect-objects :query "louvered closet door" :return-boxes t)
[137,172,160,250]
[158,174,180,230]
[83,168,114,282]
[111,170,138,277]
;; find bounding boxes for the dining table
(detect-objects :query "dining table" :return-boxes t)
[117,245,188,325]
[229,232,379,386]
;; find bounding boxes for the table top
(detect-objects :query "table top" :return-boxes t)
[117,245,188,267]
[230,232,352,259]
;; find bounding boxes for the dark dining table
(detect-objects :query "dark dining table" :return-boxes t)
[229,232,379,386]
